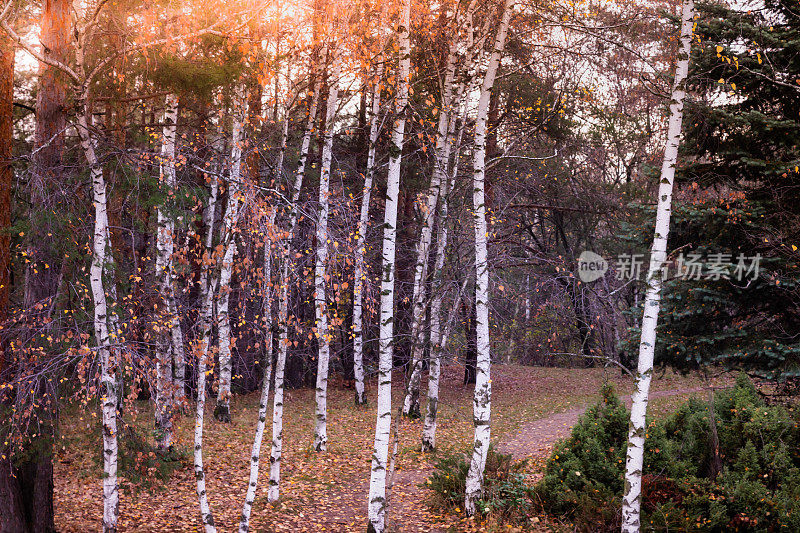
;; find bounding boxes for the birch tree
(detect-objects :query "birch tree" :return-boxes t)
[420,126,462,449]
[215,83,248,423]
[403,0,478,419]
[313,43,341,451]
[352,3,388,406]
[155,93,179,450]
[194,167,220,533]
[621,1,694,530]
[367,0,410,528]
[269,62,323,502]
[238,206,277,533]
[402,60,455,419]
[464,0,514,516]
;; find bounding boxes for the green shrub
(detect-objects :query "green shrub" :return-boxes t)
[426,445,533,524]
[93,422,189,493]
[535,375,800,532]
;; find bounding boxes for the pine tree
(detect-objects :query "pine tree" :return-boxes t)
[635,0,800,384]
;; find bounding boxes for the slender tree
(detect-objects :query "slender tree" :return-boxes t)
[215,83,248,423]
[269,60,322,502]
[367,0,410,528]
[403,0,478,418]
[313,41,341,451]
[238,207,277,533]
[194,169,220,533]
[464,0,514,516]
[155,93,179,449]
[352,2,388,406]
[621,0,694,530]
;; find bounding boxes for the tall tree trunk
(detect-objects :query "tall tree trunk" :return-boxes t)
[155,94,179,450]
[352,4,387,407]
[77,99,120,532]
[464,0,514,516]
[4,1,70,530]
[313,50,340,452]
[215,83,248,423]
[0,33,26,533]
[0,32,11,328]
[621,1,694,530]
[367,0,410,528]
[402,38,460,419]
[194,173,220,533]
[421,144,459,451]
[269,66,322,502]
[238,208,276,533]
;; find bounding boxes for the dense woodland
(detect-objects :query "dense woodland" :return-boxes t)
[1,0,799,531]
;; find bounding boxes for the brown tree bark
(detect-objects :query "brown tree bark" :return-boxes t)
[0,30,29,533]
[11,1,72,530]
[0,32,11,326]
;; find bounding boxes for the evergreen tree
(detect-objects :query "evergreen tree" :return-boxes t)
[627,0,800,382]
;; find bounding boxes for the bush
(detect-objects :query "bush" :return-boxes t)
[426,445,533,524]
[535,375,800,532]
[93,423,189,493]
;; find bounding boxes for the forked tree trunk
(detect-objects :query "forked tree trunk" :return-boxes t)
[269,67,322,502]
[404,2,480,417]
[421,98,469,451]
[77,100,120,533]
[155,94,179,450]
[238,207,277,533]
[194,172,220,533]
[313,50,340,452]
[621,1,694,530]
[352,4,387,406]
[367,0,410,529]
[215,83,248,423]
[402,43,459,419]
[464,0,514,516]
[421,142,461,450]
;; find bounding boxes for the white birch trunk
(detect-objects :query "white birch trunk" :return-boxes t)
[155,94,179,449]
[421,153,458,451]
[76,102,119,533]
[402,41,460,419]
[269,70,322,502]
[420,61,472,444]
[621,1,694,530]
[238,208,277,533]
[215,83,248,423]
[464,0,514,516]
[313,51,340,452]
[352,18,387,406]
[367,0,410,528]
[194,170,220,533]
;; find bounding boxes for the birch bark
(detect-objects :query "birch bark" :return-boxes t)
[402,43,458,419]
[269,68,322,502]
[238,207,277,533]
[421,154,458,451]
[367,0,410,528]
[76,101,120,533]
[194,172,219,533]
[404,2,481,416]
[313,50,340,452]
[352,6,387,406]
[155,94,179,450]
[215,83,248,423]
[464,0,514,516]
[621,1,694,530]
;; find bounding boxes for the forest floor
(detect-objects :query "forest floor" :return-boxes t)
[53,364,729,532]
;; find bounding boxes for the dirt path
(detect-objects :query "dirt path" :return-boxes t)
[496,387,705,460]
[374,387,708,532]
